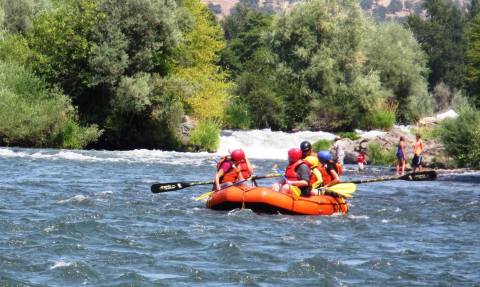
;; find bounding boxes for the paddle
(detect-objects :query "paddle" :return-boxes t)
[151,173,281,194]
[319,183,356,198]
[349,170,437,184]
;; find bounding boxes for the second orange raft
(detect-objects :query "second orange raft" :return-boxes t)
[206,185,348,215]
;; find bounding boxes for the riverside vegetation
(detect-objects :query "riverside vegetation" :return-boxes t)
[0,0,479,168]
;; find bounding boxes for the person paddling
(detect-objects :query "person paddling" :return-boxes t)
[273,148,311,197]
[304,155,324,196]
[412,133,423,173]
[214,149,253,191]
[318,151,341,187]
[396,136,406,176]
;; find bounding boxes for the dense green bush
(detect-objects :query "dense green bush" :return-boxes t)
[367,142,397,166]
[0,61,101,148]
[313,139,332,152]
[188,120,221,152]
[438,107,480,168]
[359,109,396,130]
[224,100,251,129]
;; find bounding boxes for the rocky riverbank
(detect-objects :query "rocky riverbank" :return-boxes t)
[335,110,459,168]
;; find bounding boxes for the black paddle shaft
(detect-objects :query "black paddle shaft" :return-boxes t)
[151,180,213,193]
[150,173,281,193]
[350,171,437,184]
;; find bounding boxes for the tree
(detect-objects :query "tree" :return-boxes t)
[0,0,52,34]
[465,14,480,107]
[27,0,180,148]
[407,0,466,91]
[173,0,231,121]
[362,22,432,122]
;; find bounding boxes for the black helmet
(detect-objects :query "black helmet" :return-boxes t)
[300,141,312,152]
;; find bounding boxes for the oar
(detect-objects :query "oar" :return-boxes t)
[319,183,356,198]
[151,173,281,194]
[349,170,437,184]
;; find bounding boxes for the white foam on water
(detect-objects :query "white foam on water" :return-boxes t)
[218,129,336,159]
[57,195,90,204]
[348,214,370,220]
[50,260,73,269]
[96,191,113,196]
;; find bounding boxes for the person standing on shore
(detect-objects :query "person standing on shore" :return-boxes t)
[412,133,424,173]
[357,150,367,172]
[396,136,406,176]
[333,136,345,167]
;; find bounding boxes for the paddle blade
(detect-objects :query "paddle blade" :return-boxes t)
[401,171,437,181]
[194,191,213,201]
[328,183,356,194]
[151,182,188,193]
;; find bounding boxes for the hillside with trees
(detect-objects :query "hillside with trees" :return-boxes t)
[0,0,479,168]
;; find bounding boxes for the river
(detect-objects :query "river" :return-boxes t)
[1,130,479,286]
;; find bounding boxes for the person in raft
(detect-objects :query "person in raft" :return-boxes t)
[272,148,311,197]
[412,133,424,173]
[304,155,324,195]
[318,150,341,187]
[396,136,406,176]
[214,149,254,191]
[300,141,315,159]
[357,150,367,172]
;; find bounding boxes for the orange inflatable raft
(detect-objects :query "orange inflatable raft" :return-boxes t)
[206,185,348,215]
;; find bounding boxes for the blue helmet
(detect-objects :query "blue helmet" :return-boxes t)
[317,150,331,163]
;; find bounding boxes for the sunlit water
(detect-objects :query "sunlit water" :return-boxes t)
[1,143,479,286]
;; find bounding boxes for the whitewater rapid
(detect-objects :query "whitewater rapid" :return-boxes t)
[0,128,397,162]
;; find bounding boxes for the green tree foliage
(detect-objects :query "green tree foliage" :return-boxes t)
[270,0,395,130]
[465,14,480,107]
[221,3,272,78]
[367,142,397,166]
[0,60,101,148]
[438,107,480,168]
[0,0,52,34]
[23,0,227,150]
[174,0,231,122]
[221,3,280,129]
[407,0,466,91]
[362,22,432,122]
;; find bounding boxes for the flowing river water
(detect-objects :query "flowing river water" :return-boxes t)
[1,130,479,286]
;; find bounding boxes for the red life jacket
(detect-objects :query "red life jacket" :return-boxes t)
[284,160,305,181]
[319,161,341,186]
[217,156,251,183]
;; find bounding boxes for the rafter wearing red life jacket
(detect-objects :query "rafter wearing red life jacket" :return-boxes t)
[217,156,251,183]
[284,159,306,181]
[318,162,342,186]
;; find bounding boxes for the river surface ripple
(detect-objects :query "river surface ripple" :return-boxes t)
[1,148,479,286]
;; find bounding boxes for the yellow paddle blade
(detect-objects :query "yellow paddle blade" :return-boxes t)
[327,189,353,198]
[290,185,301,199]
[328,183,356,194]
[194,191,213,201]
[271,164,278,172]
[322,183,356,198]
